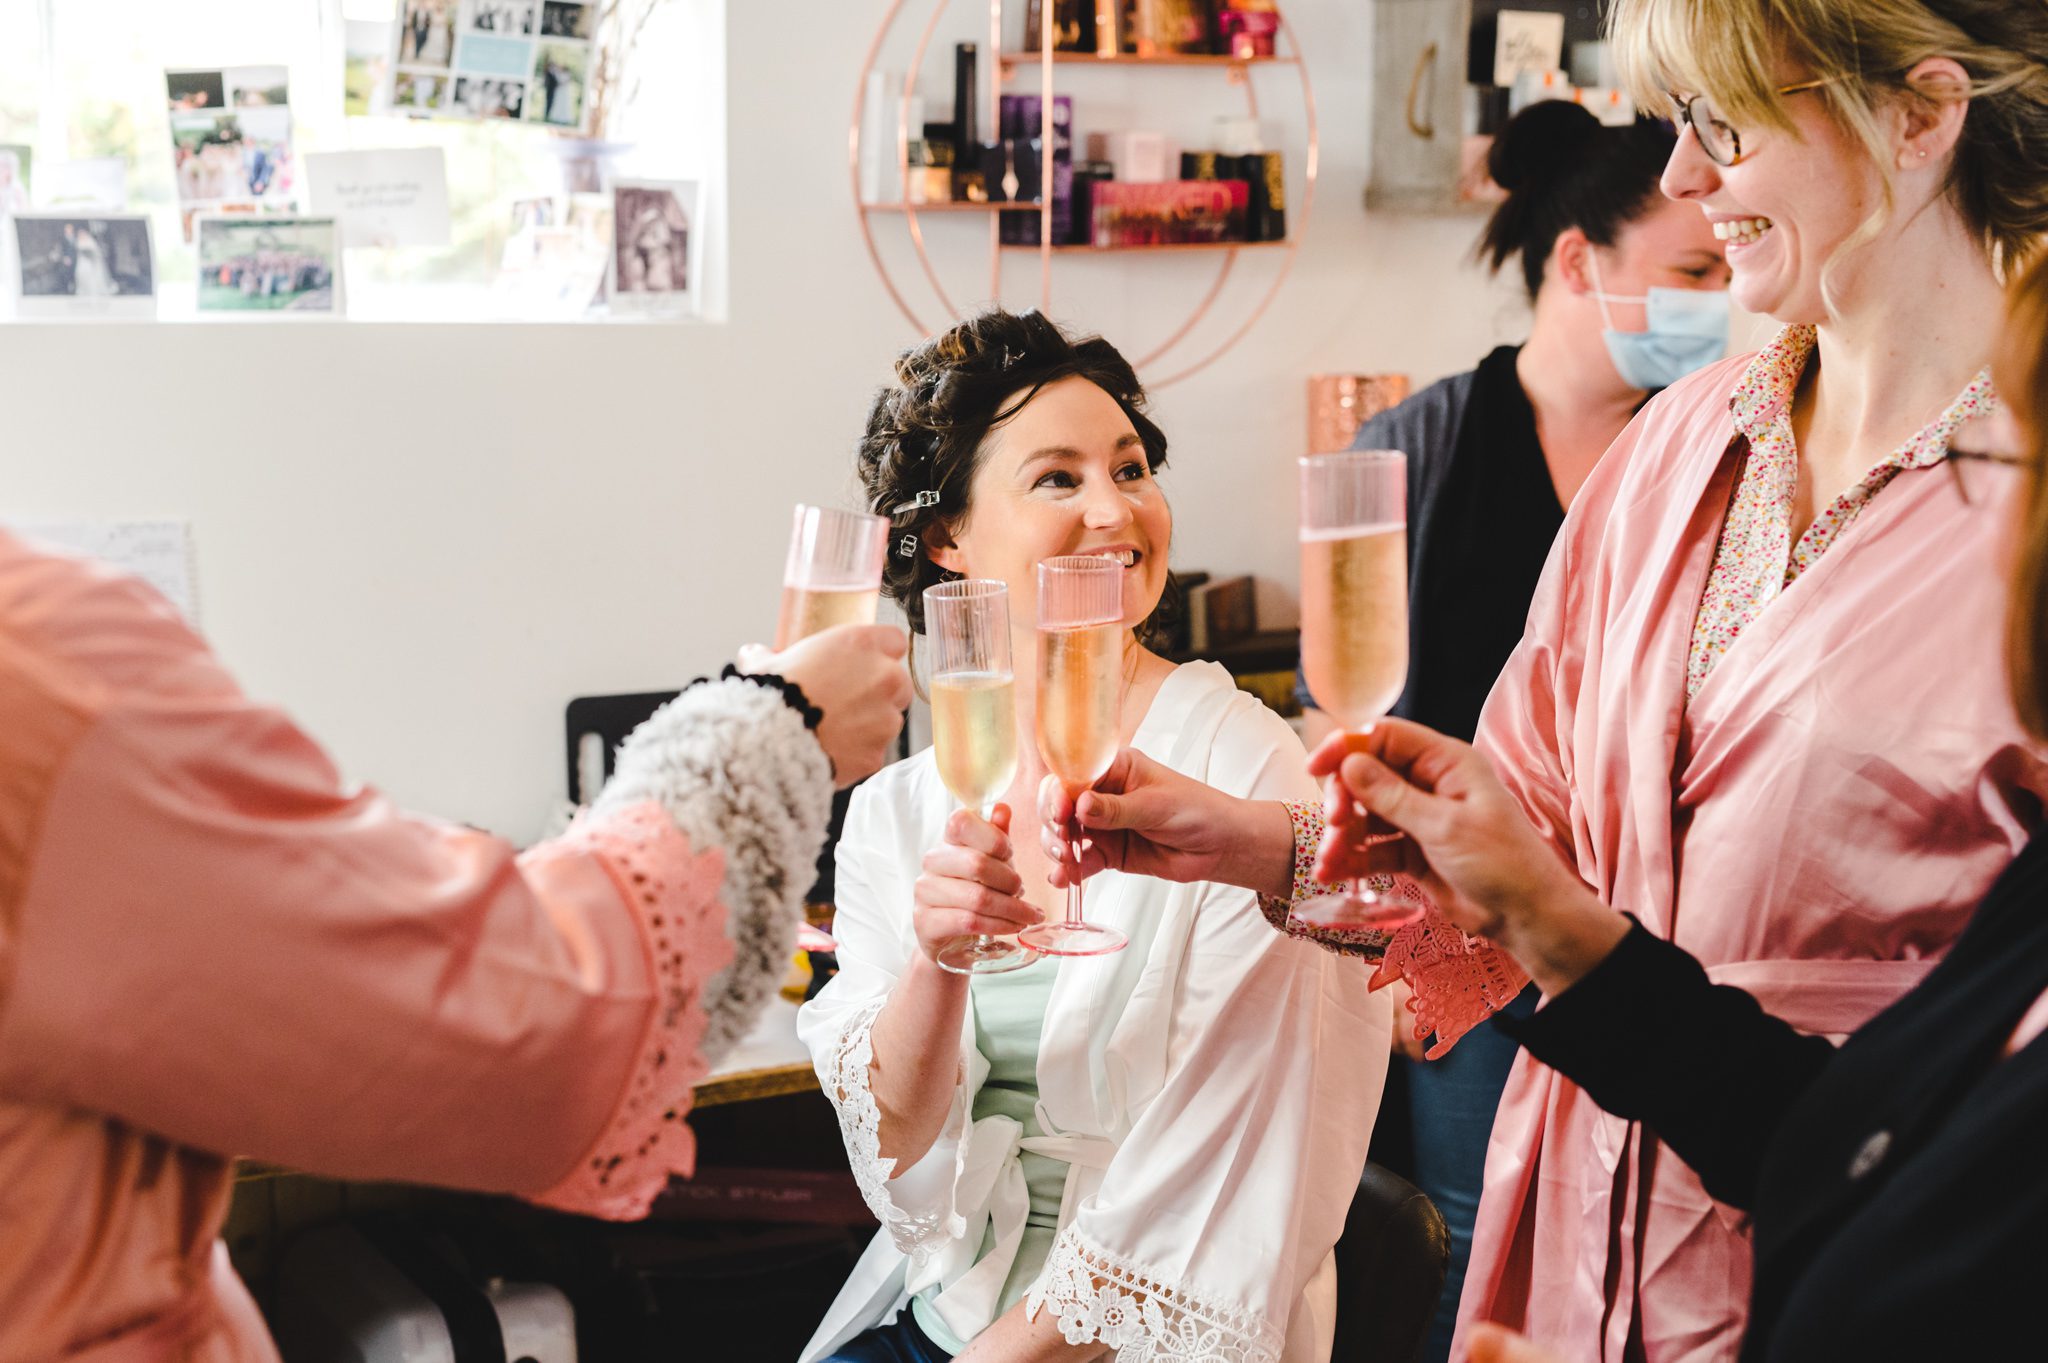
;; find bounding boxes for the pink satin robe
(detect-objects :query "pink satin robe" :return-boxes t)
[1391,354,2047,1362]
[0,533,733,1363]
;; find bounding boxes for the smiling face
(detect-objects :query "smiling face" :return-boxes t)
[927,374,1172,636]
[1590,193,1731,332]
[1659,83,1888,323]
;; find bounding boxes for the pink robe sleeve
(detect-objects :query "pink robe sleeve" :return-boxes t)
[0,542,827,1221]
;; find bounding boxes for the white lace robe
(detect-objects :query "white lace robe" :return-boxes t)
[797,663,1390,1363]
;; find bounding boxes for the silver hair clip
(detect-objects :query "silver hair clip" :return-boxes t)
[897,534,920,558]
[1001,346,1018,370]
[890,489,941,515]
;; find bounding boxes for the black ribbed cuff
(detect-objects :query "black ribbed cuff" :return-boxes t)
[684,665,824,730]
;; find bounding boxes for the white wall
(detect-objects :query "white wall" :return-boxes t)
[0,1,1527,842]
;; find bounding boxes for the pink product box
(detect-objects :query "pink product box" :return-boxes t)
[1217,9,1279,58]
[1091,179,1249,248]
[1084,129,1174,185]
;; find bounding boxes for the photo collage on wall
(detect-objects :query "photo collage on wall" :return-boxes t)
[386,0,596,131]
[165,66,297,240]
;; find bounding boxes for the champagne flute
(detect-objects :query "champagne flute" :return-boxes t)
[775,504,888,957]
[924,579,1036,975]
[1020,555,1128,957]
[775,504,890,649]
[1295,449,1420,930]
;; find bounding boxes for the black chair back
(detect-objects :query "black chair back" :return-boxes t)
[1331,1162,1449,1363]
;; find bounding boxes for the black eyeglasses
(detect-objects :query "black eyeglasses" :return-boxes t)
[1668,79,1832,166]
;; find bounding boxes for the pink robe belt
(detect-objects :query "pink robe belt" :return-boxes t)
[1702,957,1938,1039]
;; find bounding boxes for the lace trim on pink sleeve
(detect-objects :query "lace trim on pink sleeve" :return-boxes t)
[529,800,733,1221]
[1371,911,1530,1060]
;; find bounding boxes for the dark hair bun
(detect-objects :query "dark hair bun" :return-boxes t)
[1477,105,1676,299]
[1487,98,1605,194]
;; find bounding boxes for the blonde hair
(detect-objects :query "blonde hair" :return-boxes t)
[1607,0,2048,280]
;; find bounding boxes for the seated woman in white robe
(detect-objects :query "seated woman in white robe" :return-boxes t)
[798,309,1391,1363]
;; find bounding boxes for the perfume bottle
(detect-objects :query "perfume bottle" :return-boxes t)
[951,43,980,201]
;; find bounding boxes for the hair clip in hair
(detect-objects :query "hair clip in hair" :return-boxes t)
[890,489,941,515]
[1001,346,1019,370]
[897,534,921,558]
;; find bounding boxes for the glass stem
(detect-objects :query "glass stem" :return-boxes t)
[1066,819,1086,926]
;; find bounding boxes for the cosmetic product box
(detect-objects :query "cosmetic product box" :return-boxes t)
[1091,178,1247,248]
[1084,129,1173,185]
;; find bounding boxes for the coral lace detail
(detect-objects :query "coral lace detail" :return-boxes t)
[530,801,732,1220]
[1371,910,1530,1059]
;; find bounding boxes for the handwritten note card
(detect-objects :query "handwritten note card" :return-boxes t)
[15,519,199,623]
[1493,10,1567,88]
[305,148,451,249]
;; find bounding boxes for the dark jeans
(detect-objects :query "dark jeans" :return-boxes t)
[1406,983,1538,1363]
[823,1312,953,1363]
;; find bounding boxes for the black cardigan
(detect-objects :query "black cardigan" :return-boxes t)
[1504,832,2048,1362]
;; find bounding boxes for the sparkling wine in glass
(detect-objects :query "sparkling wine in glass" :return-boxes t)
[1296,449,1419,930]
[1021,555,1129,957]
[775,504,890,649]
[924,579,1036,975]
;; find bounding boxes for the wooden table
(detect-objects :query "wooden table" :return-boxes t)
[691,997,819,1108]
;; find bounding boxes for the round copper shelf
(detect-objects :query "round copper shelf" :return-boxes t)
[850,1,1317,387]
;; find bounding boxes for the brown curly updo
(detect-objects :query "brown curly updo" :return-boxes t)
[857,308,1172,639]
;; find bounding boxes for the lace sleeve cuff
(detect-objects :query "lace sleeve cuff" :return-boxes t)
[1027,1226,1285,1363]
[817,998,965,1262]
[1255,800,1392,961]
[593,673,834,1067]
[527,802,732,1221]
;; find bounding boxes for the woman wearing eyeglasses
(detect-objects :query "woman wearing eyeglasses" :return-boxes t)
[1316,261,2048,1363]
[1036,1,2048,1358]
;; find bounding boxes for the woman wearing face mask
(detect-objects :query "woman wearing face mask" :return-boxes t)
[1296,98,1728,1363]
[1044,1,2048,1357]
[1302,103,1729,750]
[797,310,1384,1363]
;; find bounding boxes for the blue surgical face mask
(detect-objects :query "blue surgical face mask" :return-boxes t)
[1586,250,1730,391]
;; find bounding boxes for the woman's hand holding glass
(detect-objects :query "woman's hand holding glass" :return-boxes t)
[736,623,912,788]
[1307,719,1628,995]
[912,805,1045,967]
[1036,749,1298,901]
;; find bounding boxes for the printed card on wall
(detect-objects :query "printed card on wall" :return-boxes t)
[607,179,698,318]
[32,158,126,212]
[194,215,343,317]
[11,521,199,623]
[165,66,299,241]
[11,212,156,318]
[1492,10,1567,88]
[384,0,596,131]
[304,148,452,249]
[0,145,28,215]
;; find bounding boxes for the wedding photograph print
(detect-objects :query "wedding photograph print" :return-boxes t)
[195,216,342,317]
[608,179,698,317]
[11,213,155,318]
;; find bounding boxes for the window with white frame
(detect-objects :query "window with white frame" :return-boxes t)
[1,0,725,320]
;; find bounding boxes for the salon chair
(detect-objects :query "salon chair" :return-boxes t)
[1331,1162,1448,1363]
